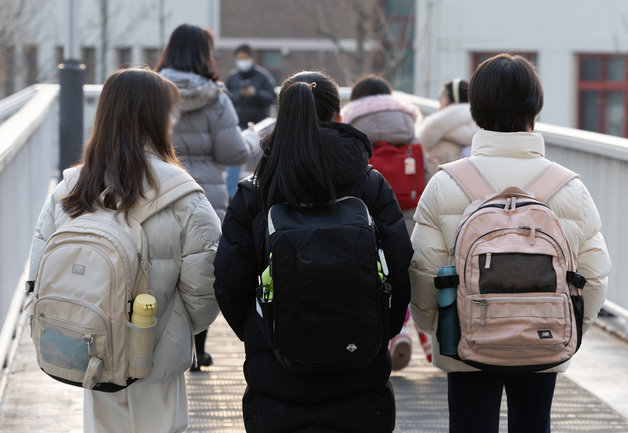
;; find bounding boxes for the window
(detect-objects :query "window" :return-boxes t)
[24,45,38,85]
[0,45,16,97]
[142,48,160,68]
[382,0,415,93]
[116,47,132,69]
[82,46,96,84]
[578,54,628,137]
[55,46,64,67]
[471,52,538,74]
[259,50,282,84]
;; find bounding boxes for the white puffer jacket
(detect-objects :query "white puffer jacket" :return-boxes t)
[29,154,222,384]
[409,129,611,373]
[417,103,479,177]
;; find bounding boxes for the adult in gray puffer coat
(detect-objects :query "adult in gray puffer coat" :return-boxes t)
[157,24,259,222]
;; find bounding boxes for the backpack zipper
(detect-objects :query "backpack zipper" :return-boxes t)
[462,227,566,286]
[455,202,549,249]
[34,295,112,355]
[470,294,573,346]
[78,216,143,265]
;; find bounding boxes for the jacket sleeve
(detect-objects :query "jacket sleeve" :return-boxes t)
[574,183,611,333]
[213,187,260,341]
[178,192,222,334]
[29,182,71,281]
[409,175,451,333]
[29,194,57,281]
[361,171,413,339]
[208,93,260,166]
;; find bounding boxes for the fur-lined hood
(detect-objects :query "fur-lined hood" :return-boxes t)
[160,68,223,112]
[341,94,422,145]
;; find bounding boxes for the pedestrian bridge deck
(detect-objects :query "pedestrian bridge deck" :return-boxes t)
[1,312,627,432]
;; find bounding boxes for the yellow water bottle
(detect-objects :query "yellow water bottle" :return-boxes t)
[128,294,157,378]
[131,294,157,327]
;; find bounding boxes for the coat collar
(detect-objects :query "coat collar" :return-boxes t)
[471,129,545,159]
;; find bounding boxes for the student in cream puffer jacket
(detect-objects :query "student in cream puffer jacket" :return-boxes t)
[29,68,221,433]
[410,55,611,433]
[417,79,479,177]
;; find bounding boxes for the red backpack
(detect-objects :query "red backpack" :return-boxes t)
[370,142,425,210]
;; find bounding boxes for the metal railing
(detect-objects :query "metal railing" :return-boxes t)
[0,85,59,367]
[1,86,627,370]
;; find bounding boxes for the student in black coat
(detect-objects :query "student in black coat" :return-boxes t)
[214,71,413,433]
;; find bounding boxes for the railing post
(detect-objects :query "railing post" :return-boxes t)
[58,61,85,173]
[59,0,84,174]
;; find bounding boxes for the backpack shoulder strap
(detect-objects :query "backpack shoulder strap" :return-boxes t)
[440,159,494,201]
[130,173,204,224]
[524,163,579,203]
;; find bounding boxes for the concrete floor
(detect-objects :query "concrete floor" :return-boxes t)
[1,312,627,433]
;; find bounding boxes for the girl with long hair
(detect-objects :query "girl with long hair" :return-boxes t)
[30,68,221,433]
[214,71,413,432]
[156,23,260,369]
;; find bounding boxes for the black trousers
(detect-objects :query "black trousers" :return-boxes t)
[447,371,557,433]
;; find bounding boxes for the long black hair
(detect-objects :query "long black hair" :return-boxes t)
[255,71,340,211]
[155,24,219,81]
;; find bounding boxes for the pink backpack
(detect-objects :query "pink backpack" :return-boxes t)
[441,159,586,373]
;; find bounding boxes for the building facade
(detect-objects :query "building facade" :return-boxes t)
[3,0,628,137]
[414,0,628,136]
[0,0,416,97]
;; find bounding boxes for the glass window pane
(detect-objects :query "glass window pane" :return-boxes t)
[580,57,601,81]
[580,91,600,132]
[605,91,624,137]
[386,0,414,16]
[24,45,38,85]
[117,47,132,68]
[607,57,624,81]
[82,47,96,84]
[261,51,282,69]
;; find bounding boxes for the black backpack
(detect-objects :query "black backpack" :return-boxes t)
[256,196,391,375]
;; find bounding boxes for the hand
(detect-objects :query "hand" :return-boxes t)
[240,85,257,97]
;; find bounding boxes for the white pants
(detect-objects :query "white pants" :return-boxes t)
[83,374,188,433]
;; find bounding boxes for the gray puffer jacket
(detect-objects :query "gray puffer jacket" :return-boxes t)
[161,68,259,221]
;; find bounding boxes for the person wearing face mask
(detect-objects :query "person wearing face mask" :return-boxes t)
[225,44,277,197]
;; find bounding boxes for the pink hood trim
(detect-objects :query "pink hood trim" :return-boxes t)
[341,94,421,124]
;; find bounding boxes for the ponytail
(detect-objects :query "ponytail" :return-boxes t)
[256,80,336,211]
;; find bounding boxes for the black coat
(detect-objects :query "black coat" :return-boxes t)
[225,66,277,128]
[214,123,413,433]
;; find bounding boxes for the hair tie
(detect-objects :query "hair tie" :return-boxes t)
[452,78,461,104]
[310,82,317,88]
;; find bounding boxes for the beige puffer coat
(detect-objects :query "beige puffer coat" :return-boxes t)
[409,129,611,373]
[29,154,222,384]
[417,103,479,177]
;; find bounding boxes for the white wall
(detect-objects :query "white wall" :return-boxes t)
[414,0,628,128]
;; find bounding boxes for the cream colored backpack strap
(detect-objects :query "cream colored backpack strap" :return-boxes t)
[130,173,204,224]
[440,159,494,201]
[525,163,578,203]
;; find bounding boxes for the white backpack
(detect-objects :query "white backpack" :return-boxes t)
[440,159,587,373]
[28,168,202,391]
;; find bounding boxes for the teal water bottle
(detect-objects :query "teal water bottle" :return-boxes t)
[435,266,461,357]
